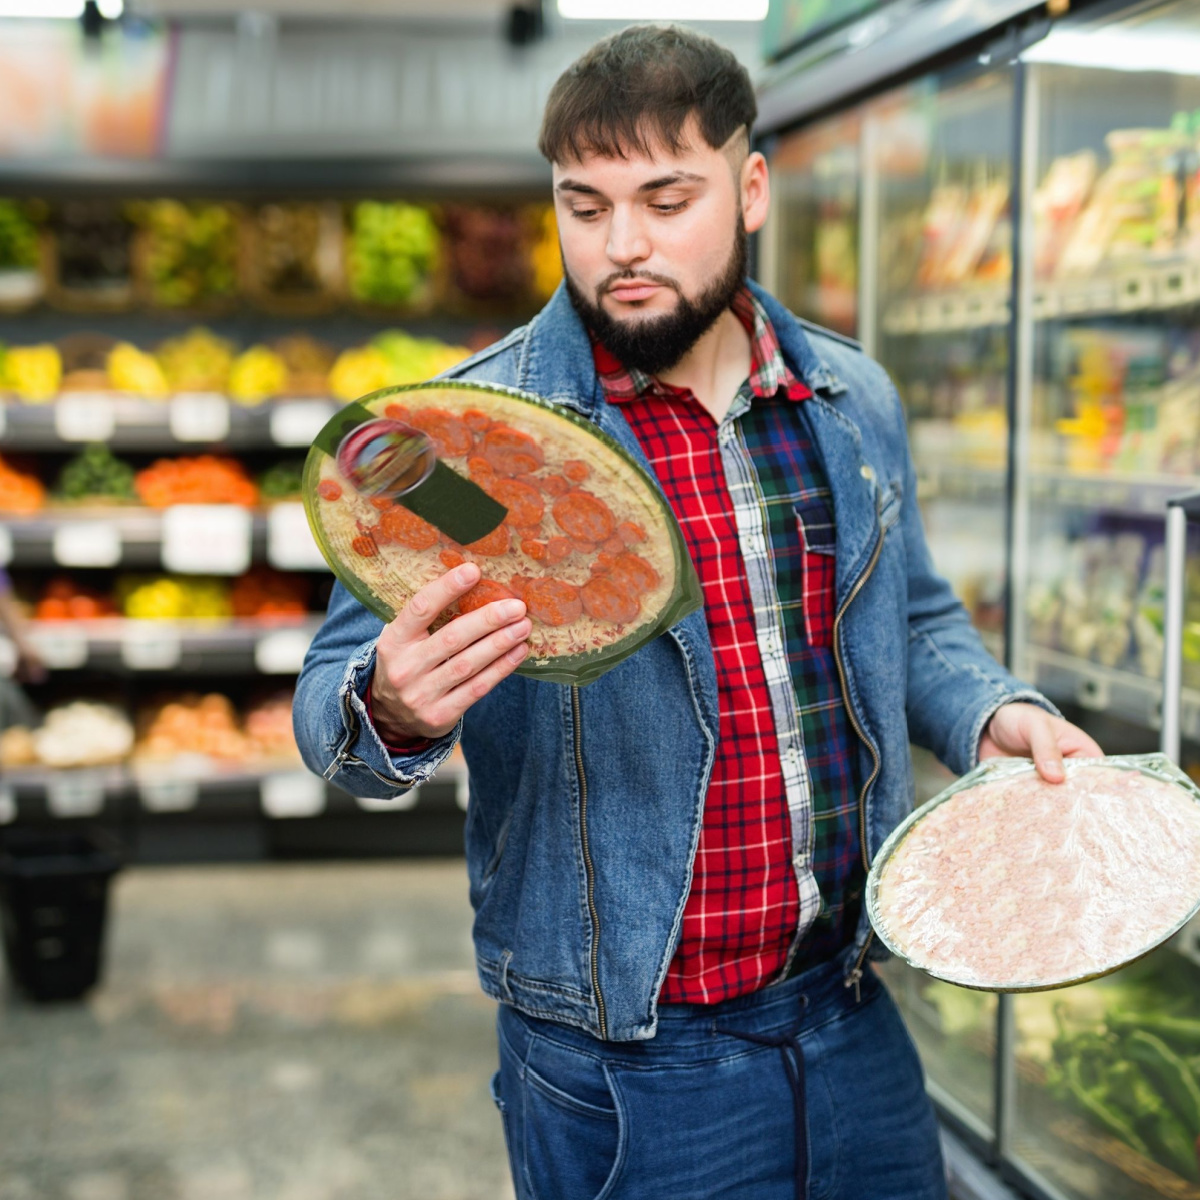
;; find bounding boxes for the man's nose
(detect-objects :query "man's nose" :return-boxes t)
[605,211,651,266]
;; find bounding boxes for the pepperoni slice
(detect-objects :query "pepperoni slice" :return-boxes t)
[608,552,660,596]
[581,576,640,624]
[462,409,491,432]
[378,505,439,551]
[520,538,547,561]
[317,479,343,501]
[383,403,411,422]
[408,408,474,457]
[459,579,516,614]
[508,574,532,600]
[487,478,545,528]
[545,537,571,565]
[523,577,582,627]
[540,474,569,497]
[467,456,494,485]
[552,490,616,543]
[466,524,511,557]
[591,552,618,575]
[617,521,647,546]
[482,426,544,476]
[351,534,378,557]
[570,539,596,556]
[369,495,394,510]
[440,549,466,569]
[563,460,591,483]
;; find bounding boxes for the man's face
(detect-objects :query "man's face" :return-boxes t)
[552,118,770,375]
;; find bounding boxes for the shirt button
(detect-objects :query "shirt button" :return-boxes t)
[860,464,875,481]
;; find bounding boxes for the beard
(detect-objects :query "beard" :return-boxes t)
[565,216,748,377]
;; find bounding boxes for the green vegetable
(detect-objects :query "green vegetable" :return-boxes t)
[55,443,136,502]
[1062,1053,1151,1155]
[347,202,438,306]
[0,199,38,272]
[257,459,304,501]
[1124,1030,1200,1134]
[1109,1011,1200,1053]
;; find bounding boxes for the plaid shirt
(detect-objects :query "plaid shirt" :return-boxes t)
[593,288,861,1004]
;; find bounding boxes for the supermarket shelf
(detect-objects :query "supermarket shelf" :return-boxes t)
[25,617,322,675]
[882,259,1200,335]
[1023,645,1200,740]
[0,395,339,452]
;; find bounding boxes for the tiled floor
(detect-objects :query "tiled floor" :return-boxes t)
[0,860,515,1200]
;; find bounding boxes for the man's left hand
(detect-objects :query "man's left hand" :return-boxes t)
[978,702,1103,784]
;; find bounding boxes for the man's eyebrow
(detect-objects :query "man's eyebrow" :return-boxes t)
[555,180,603,196]
[637,171,704,192]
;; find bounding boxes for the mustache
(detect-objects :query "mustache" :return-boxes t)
[598,270,681,296]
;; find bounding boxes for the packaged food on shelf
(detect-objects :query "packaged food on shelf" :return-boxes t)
[868,755,1200,991]
[345,201,439,309]
[0,454,46,512]
[54,444,137,505]
[134,454,258,507]
[304,381,702,685]
[228,344,288,406]
[47,200,136,310]
[1033,151,1099,279]
[2,343,62,402]
[230,567,310,618]
[118,575,232,621]
[155,327,235,395]
[34,577,119,621]
[132,200,239,309]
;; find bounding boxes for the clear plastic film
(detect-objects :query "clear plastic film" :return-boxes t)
[303,380,703,686]
[866,754,1200,992]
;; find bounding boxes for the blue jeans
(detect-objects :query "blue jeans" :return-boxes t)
[492,960,947,1200]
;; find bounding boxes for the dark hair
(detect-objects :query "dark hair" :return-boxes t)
[538,25,757,165]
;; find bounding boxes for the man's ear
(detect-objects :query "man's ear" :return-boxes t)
[741,151,770,235]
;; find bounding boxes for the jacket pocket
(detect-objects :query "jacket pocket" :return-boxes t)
[794,497,837,649]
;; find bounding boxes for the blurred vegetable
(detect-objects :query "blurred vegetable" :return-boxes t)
[231,566,309,618]
[329,345,392,402]
[35,576,118,621]
[156,327,234,393]
[0,200,39,271]
[55,443,136,503]
[0,455,45,512]
[134,455,258,507]
[118,575,232,620]
[135,200,238,308]
[51,200,134,295]
[257,460,305,502]
[228,345,287,405]
[108,341,169,398]
[136,692,246,762]
[34,701,133,768]
[529,205,563,301]
[3,344,61,402]
[443,204,530,302]
[347,201,439,306]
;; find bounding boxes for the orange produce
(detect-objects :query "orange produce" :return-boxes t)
[136,692,247,762]
[0,455,45,514]
[134,455,258,508]
[35,576,118,621]
[230,567,310,619]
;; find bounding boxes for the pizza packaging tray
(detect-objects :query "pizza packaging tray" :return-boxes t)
[302,381,703,686]
[866,754,1200,992]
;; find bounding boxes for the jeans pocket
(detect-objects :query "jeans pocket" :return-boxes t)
[522,1037,622,1200]
[794,499,837,649]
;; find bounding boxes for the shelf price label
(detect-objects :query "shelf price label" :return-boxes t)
[54,394,115,443]
[46,771,106,818]
[136,772,200,814]
[269,400,335,447]
[31,628,88,670]
[120,624,182,671]
[161,505,252,575]
[254,628,313,675]
[266,503,326,570]
[170,393,231,443]
[357,789,419,812]
[0,785,15,825]
[52,521,121,568]
[0,525,12,567]
[261,772,326,819]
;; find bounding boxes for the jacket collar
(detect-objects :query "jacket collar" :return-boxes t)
[517,278,847,419]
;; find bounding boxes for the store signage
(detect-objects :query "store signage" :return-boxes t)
[254,628,313,675]
[266,503,326,570]
[120,625,182,671]
[32,628,88,670]
[0,525,12,567]
[170,393,231,443]
[161,505,252,575]
[55,395,115,442]
[46,771,106,818]
[0,404,7,440]
[0,785,15,825]
[270,400,336,447]
[52,522,121,568]
[261,772,326,818]
[136,774,200,813]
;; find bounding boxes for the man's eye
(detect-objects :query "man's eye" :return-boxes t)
[570,208,602,221]
[652,202,688,214]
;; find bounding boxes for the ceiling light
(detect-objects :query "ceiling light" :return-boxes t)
[558,0,766,20]
[1023,28,1200,76]
[0,0,122,16]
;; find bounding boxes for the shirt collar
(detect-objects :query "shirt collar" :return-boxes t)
[592,286,812,406]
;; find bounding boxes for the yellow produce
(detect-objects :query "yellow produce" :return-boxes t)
[108,341,169,399]
[329,345,393,401]
[119,575,232,620]
[3,344,61,402]
[530,205,563,301]
[228,345,287,405]
[156,327,235,393]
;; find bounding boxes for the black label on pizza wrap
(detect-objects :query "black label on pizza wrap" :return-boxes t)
[314,401,507,546]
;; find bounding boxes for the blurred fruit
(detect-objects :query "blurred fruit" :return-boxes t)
[34,576,118,620]
[108,341,169,398]
[252,203,326,296]
[329,345,392,401]
[118,575,232,620]
[55,443,136,503]
[136,692,246,762]
[0,200,39,271]
[3,344,61,402]
[443,204,530,302]
[231,566,309,618]
[0,455,45,512]
[134,455,258,507]
[134,200,238,308]
[257,460,305,502]
[228,345,287,405]
[0,726,37,768]
[51,200,134,295]
[529,205,563,301]
[346,201,439,307]
[155,327,234,393]
[372,329,470,383]
[244,691,299,760]
[34,701,133,768]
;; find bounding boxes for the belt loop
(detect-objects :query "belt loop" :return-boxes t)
[499,949,514,1003]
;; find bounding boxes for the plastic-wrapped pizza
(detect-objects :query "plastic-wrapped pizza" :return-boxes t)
[866,754,1200,991]
[303,381,702,685]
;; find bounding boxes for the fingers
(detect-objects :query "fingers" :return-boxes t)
[426,616,532,697]
[1028,713,1066,783]
[1057,718,1103,759]
[388,562,481,644]
[435,638,531,727]
[418,595,528,671]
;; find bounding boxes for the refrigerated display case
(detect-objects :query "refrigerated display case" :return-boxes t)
[759,1,1200,1197]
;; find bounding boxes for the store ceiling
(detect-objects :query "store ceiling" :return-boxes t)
[130,0,510,18]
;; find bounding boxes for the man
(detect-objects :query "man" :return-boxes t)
[296,25,1101,1200]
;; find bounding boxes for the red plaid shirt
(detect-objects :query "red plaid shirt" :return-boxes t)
[593,289,815,1004]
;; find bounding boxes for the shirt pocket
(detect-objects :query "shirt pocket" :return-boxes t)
[794,497,837,650]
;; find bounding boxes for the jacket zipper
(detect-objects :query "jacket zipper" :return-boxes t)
[572,685,608,1040]
[833,516,886,1002]
[323,690,414,787]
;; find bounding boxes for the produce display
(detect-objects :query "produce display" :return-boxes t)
[155,327,234,394]
[50,201,135,303]
[0,454,46,512]
[443,204,531,303]
[34,577,119,621]
[246,203,336,303]
[2,343,61,401]
[0,701,136,769]
[0,199,40,274]
[135,691,298,764]
[54,443,137,504]
[346,201,439,307]
[869,756,1200,990]
[134,200,239,309]
[107,341,169,398]
[118,575,232,621]
[257,459,305,502]
[134,454,258,508]
[243,691,301,760]
[305,381,702,684]
[230,567,309,618]
[329,331,471,402]
[228,344,288,405]
[528,205,563,302]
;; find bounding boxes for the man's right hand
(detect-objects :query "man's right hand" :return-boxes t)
[371,562,531,743]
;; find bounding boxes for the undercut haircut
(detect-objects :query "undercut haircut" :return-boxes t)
[538,24,757,165]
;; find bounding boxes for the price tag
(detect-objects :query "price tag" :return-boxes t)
[54,394,115,442]
[52,521,121,567]
[0,635,15,677]
[0,525,12,567]
[254,628,313,675]
[261,772,326,819]
[161,505,252,575]
[47,771,106,818]
[269,400,335,447]
[32,628,88,670]
[137,775,199,813]
[357,789,419,812]
[266,503,326,570]
[0,785,15,825]
[0,404,7,439]
[120,624,182,671]
[170,393,231,442]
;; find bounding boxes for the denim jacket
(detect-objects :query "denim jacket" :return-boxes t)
[294,280,1053,1041]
